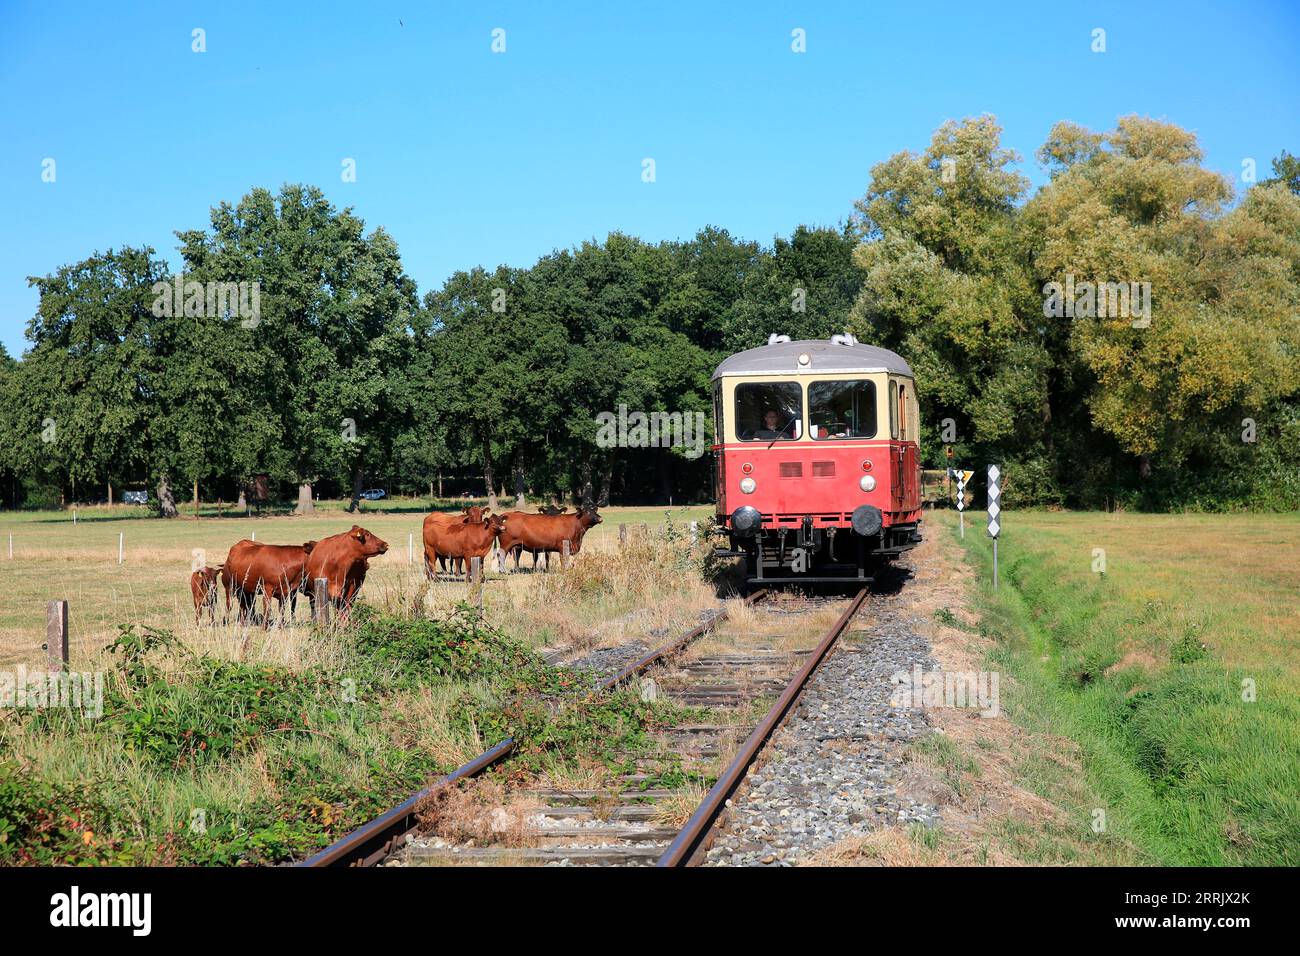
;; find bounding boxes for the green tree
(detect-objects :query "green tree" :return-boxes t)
[1260,149,1300,195]
[175,185,418,512]
[0,344,20,506]
[725,225,864,351]
[848,116,1052,498]
[20,248,166,504]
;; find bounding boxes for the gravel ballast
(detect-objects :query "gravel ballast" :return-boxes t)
[705,573,941,866]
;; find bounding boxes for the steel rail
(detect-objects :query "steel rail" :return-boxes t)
[657,586,870,867]
[599,588,767,691]
[297,737,516,867]
[299,588,764,867]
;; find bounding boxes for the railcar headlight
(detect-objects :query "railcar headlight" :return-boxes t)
[731,506,762,537]
[859,475,877,492]
[740,476,757,494]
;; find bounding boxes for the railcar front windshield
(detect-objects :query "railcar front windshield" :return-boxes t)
[809,379,877,440]
[735,382,802,441]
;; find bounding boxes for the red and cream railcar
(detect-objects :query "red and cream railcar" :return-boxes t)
[712,333,922,584]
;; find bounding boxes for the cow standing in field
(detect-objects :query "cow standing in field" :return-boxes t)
[189,566,221,625]
[421,507,484,576]
[304,525,389,622]
[423,511,507,581]
[221,540,317,628]
[497,508,602,571]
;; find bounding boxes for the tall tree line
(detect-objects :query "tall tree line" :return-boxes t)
[1,117,1297,512]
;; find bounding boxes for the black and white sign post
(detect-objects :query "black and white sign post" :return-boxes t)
[956,468,967,538]
[956,469,972,539]
[988,464,1002,589]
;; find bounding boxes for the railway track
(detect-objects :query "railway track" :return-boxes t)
[300,586,869,868]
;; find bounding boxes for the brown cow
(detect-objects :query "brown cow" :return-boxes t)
[423,512,506,581]
[221,539,317,628]
[497,508,602,571]
[304,525,389,621]
[189,566,221,625]
[421,507,485,575]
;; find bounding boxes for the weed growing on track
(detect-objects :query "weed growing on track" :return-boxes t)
[0,604,701,865]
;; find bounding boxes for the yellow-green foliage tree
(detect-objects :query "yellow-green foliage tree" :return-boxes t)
[852,114,1300,507]
[848,116,1055,497]
[1025,116,1300,482]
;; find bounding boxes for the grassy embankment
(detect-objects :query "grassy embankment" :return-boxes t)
[944,509,1299,865]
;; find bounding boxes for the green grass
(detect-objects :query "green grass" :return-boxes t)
[943,509,1300,865]
[0,604,701,865]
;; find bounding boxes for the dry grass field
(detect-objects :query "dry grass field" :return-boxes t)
[0,500,715,670]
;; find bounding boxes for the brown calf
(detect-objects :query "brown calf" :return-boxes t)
[189,566,221,625]
[421,507,484,575]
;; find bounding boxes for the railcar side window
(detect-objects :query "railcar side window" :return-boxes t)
[889,380,899,440]
[808,380,877,440]
[735,382,802,441]
[713,382,723,445]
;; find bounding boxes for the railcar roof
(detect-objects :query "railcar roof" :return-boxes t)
[711,339,914,380]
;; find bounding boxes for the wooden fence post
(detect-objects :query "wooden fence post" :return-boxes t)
[689,520,698,546]
[470,557,483,611]
[118,532,124,564]
[562,539,571,569]
[313,577,329,625]
[618,524,627,548]
[45,600,69,672]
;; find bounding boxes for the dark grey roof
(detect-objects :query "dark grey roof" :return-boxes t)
[711,338,914,380]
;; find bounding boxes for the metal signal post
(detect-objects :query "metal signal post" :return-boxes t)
[955,468,973,539]
[988,464,1002,589]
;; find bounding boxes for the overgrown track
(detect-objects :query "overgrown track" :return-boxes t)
[659,587,869,866]
[298,589,768,868]
[394,586,869,867]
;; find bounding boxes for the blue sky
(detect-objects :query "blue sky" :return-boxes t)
[1,0,1296,355]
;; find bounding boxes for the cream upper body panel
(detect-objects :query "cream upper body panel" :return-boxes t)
[715,371,917,445]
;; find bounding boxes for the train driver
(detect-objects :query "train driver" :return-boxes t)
[755,408,795,440]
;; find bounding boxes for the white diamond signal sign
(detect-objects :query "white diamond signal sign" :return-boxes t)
[988,464,1001,538]
[988,463,1002,590]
